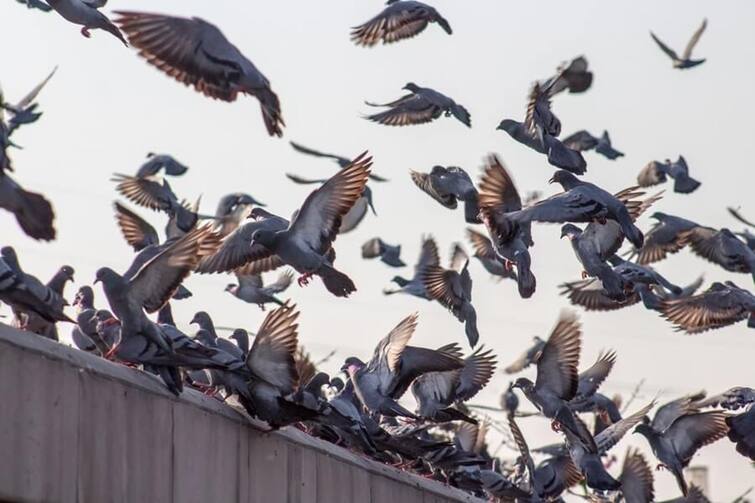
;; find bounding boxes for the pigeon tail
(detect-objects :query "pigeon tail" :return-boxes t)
[583,457,621,491]
[11,186,56,241]
[318,265,356,297]
[435,15,452,34]
[382,399,419,420]
[515,253,536,298]
[556,405,597,452]
[672,466,689,497]
[256,86,284,138]
[673,176,701,194]
[463,305,479,348]
[437,406,478,424]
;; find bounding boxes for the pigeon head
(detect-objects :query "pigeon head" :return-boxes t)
[341,356,366,374]
[73,285,94,309]
[224,283,238,294]
[190,311,214,331]
[511,377,535,393]
[403,82,420,92]
[329,376,345,392]
[430,165,448,176]
[496,119,519,134]
[0,246,18,264]
[94,267,123,287]
[236,193,264,207]
[60,265,75,282]
[229,328,248,342]
[649,211,668,221]
[391,276,410,287]
[560,224,583,240]
[250,228,276,247]
[633,419,654,438]
[548,170,580,189]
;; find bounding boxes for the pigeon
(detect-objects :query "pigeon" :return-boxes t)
[727,405,755,461]
[634,395,728,497]
[365,83,470,127]
[71,285,112,355]
[135,152,188,178]
[15,0,53,12]
[562,130,624,160]
[637,156,701,194]
[559,277,643,312]
[511,311,598,452]
[383,235,439,299]
[476,155,536,298]
[114,11,284,137]
[544,56,593,95]
[608,255,683,295]
[212,193,265,237]
[567,350,617,412]
[561,223,629,299]
[410,165,480,224]
[420,249,479,347]
[218,153,371,297]
[497,118,587,175]
[361,238,406,267]
[465,228,517,282]
[503,336,545,374]
[412,345,496,423]
[678,226,755,281]
[95,225,219,354]
[1,66,56,138]
[508,170,645,248]
[189,311,242,359]
[343,312,463,419]
[286,173,376,234]
[113,201,161,252]
[631,212,699,265]
[650,19,707,69]
[351,1,451,47]
[20,264,75,339]
[661,281,755,333]
[47,0,127,45]
[289,142,388,182]
[228,329,250,359]
[225,270,293,310]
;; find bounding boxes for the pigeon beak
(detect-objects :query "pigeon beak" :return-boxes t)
[93,278,101,285]
[548,176,556,184]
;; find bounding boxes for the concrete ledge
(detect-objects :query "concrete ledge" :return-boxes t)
[0,323,481,503]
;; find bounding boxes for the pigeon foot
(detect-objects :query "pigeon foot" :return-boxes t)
[655,463,667,471]
[503,259,515,272]
[81,27,91,38]
[550,419,562,432]
[297,272,313,287]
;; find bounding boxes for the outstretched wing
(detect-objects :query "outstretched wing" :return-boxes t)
[682,19,707,60]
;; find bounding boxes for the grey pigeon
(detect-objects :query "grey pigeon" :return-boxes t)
[71,285,111,355]
[650,19,707,69]
[290,141,388,182]
[465,228,517,282]
[114,11,283,136]
[503,336,545,374]
[608,255,683,295]
[634,395,728,497]
[562,130,624,160]
[477,156,536,297]
[561,223,628,299]
[229,328,250,359]
[497,118,587,174]
[343,313,463,419]
[637,156,700,194]
[225,270,293,309]
[411,165,480,224]
[560,277,642,312]
[509,170,645,248]
[679,226,755,281]
[220,154,371,297]
[661,281,755,333]
[383,235,439,299]
[365,83,470,127]
[544,56,593,95]
[0,172,56,240]
[214,193,265,237]
[47,0,127,45]
[420,252,479,347]
[95,225,218,354]
[511,311,598,452]
[21,264,75,339]
[631,212,699,264]
[361,238,405,267]
[135,152,188,178]
[351,1,451,47]
[1,66,56,138]
[16,0,53,12]
[567,351,617,412]
[412,345,496,423]
[189,311,242,359]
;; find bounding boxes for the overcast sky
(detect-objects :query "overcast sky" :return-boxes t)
[3,0,755,498]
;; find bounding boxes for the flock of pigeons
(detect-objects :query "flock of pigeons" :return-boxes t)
[2,0,754,501]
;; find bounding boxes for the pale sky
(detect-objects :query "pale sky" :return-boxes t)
[2,0,755,499]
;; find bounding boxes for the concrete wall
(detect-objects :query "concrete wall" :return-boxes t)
[0,323,481,503]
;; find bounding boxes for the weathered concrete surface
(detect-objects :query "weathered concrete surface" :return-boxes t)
[0,323,482,503]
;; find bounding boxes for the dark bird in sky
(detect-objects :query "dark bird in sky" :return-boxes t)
[365,83,470,127]
[650,19,707,69]
[351,1,452,47]
[637,156,700,194]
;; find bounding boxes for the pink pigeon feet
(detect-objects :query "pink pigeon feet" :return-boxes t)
[297,272,314,287]
[80,27,91,38]
[503,259,515,272]
[656,464,667,471]
[550,419,562,433]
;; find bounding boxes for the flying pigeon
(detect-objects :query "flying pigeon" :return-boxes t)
[410,165,480,224]
[365,83,470,127]
[114,11,284,136]
[661,281,755,333]
[351,1,451,47]
[562,130,624,160]
[503,336,545,374]
[361,238,405,267]
[225,270,293,310]
[650,19,707,69]
[465,228,517,282]
[47,0,127,45]
[637,156,701,194]
[543,56,593,95]
[631,212,699,265]
[213,193,265,237]
[289,141,388,181]
[383,235,439,299]
[678,226,755,281]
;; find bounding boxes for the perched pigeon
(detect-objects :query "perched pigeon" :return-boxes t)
[634,395,728,497]
[225,270,293,309]
[420,250,479,347]
[544,56,593,95]
[285,173,376,234]
[465,228,517,282]
[383,235,439,299]
[365,83,470,127]
[637,156,700,194]
[71,285,112,355]
[95,225,219,354]
[189,311,242,358]
[114,11,284,137]
[650,19,707,69]
[19,264,75,339]
[344,313,463,419]
[679,226,755,281]
[511,311,598,451]
[289,141,388,181]
[410,165,480,224]
[562,130,624,160]
[503,336,545,374]
[509,170,645,248]
[47,0,127,45]
[351,1,451,47]
[361,238,405,267]
[477,155,536,298]
[412,345,496,423]
[661,281,755,333]
[631,212,699,265]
